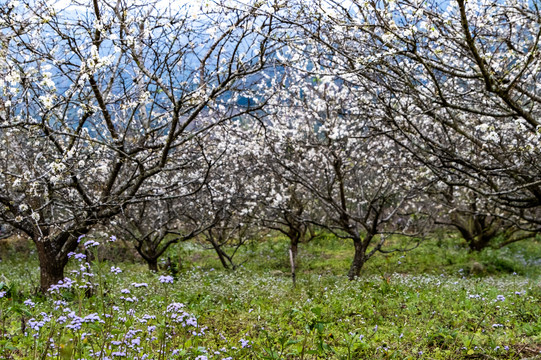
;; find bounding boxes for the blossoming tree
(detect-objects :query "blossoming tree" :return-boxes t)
[257,65,429,279]
[274,0,541,247]
[0,0,276,291]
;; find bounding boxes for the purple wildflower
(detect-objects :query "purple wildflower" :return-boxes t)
[240,339,251,348]
[83,239,99,249]
[159,275,174,284]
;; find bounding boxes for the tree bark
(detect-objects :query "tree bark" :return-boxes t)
[286,227,301,286]
[289,247,296,287]
[35,238,69,293]
[290,240,298,267]
[286,224,302,266]
[468,233,493,252]
[210,238,230,270]
[348,239,366,280]
[147,257,159,272]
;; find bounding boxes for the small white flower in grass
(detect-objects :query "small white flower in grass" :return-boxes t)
[159,275,174,284]
[19,204,28,212]
[131,282,148,288]
[496,295,505,302]
[111,266,122,274]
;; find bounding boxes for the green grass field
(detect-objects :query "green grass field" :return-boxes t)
[0,234,540,359]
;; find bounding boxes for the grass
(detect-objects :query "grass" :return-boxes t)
[0,233,540,359]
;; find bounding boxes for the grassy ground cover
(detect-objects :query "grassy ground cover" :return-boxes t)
[0,234,540,359]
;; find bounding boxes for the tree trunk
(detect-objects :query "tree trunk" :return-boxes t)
[287,226,301,266]
[289,247,296,287]
[35,239,68,293]
[287,228,300,286]
[290,241,298,266]
[454,213,498,252]
[347,239,366,280]
[469,234,492,252]
[147,257,159,272]
[210,239,230,270]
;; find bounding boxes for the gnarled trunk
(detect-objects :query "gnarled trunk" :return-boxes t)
[348,239,367,280]
[147,257,159,272]
[32,230,86,293]
[35,238,69,293]
[136,248,160,272]
[455,217,498,252]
